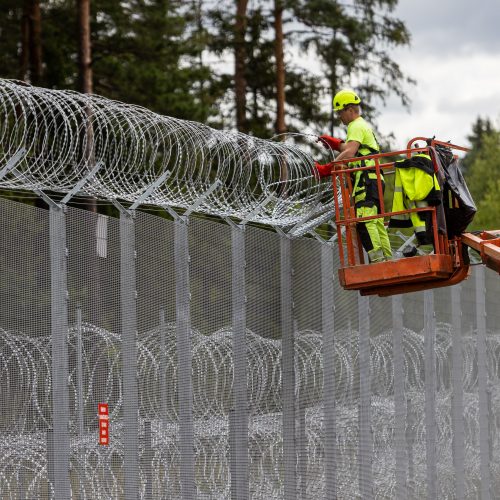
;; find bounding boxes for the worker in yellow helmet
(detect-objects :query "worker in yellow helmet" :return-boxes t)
[315,89,392,263]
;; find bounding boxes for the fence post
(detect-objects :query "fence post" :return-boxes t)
[281,233,297,499]
[230,224,249,499]
[321,243,337,500]
[174,216,196,499]
[451,285,465,500]
[118,208,140,499]
[76,306,85,437]
[75,305,86,500]
[296,403,307,499]
[144,421,153,500]
[159,308,168,422]
[476,267,492,499]
[406,397,415,489]
[49,204,71,500]
[424,290,438,499]
[392,294,408,497]
[46,429,55,499]
[358,294,373,499]
[18,467,27,500]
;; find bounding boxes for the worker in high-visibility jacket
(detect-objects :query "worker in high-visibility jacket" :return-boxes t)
[315,89,392,263]
[388,152,442,255]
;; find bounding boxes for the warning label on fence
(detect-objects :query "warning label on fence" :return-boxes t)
[98,403,109,445]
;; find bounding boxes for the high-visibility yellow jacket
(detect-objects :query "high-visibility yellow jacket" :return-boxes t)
[390,153,441,231]
[346,116,383,205]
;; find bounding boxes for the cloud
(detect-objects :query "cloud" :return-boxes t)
[396,0,500,55]
[377,0,500,148]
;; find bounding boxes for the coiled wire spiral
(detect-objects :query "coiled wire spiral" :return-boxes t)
[1,324,500,498]
[0,79,335,228]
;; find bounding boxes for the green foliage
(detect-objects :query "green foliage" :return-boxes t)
[461,116,494,175]
[474,178,500,230]
[206,0,412,136]
[289,0,414,127]
[0,0,413,137]
[464,126,500,230]
[89,0,221,122]
[0,2,24,81]
[0,0,220,122]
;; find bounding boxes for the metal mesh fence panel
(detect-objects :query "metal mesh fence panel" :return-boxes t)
[135,211,178,498]
[0,198,52,499]
[292,236,325,500]
[66,207,123,499]
[245,225,282,499]
[2,195,500,499]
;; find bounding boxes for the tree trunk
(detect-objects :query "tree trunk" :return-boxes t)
[29,0,43,85]
[234,0,248,133]
[20,0,43,84]
[274,0,286,137]
[274,0,288,191]
[77,0,93,94]
[77,0,96,213]
[19,3,30,81]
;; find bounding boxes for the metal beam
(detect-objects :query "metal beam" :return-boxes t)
[49,205,72,500]
[321,243,337,500]
[120,209,139,500]
[174,216,196,499]
[183,180,222,217]
[230,224,249,500]
[129,169,171,210]
[239,194,275,226]
[358,293,373,499]
[451,285,465,500]
[0,148,26,181]
[281,233,297,499]
[476,267,492,499]
[424,290,438,499]
[60,161,103,205]
[392,294,408,498]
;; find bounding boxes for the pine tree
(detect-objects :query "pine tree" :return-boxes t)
[77,0,93,94]
[274,0,286,136]
[465,127,500,229]
[234,0,249,132]
[462,116,494,175]
[290,0,413,132]
[17,0,43,85]
[206,0,411,138]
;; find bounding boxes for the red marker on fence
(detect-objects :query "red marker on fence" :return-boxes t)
[98,403,109,445]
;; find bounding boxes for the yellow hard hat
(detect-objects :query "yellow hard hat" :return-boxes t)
[333,89,361,111]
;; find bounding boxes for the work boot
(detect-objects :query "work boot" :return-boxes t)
[368,248,385,263]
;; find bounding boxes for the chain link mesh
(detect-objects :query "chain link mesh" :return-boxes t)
[1,195,500,499]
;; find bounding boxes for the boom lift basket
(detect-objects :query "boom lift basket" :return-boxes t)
[330,137,471,297]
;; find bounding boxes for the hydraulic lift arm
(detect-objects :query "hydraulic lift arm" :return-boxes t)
[462,231,500,274]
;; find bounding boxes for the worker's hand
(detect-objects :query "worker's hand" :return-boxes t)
[313,161,333,178]
[317,135,344,151]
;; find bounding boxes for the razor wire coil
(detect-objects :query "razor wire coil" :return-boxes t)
[0,80,336,228]
[2,324,500,498]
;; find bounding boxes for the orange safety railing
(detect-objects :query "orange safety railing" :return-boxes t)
[328,137,469,269]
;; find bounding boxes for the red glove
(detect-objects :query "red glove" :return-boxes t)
[318,135,344,151]
[314,161,333,178]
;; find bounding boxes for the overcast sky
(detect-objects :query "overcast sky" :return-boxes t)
[377,0,500,148]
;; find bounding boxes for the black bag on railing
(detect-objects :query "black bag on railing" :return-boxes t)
[431,145,477,237]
